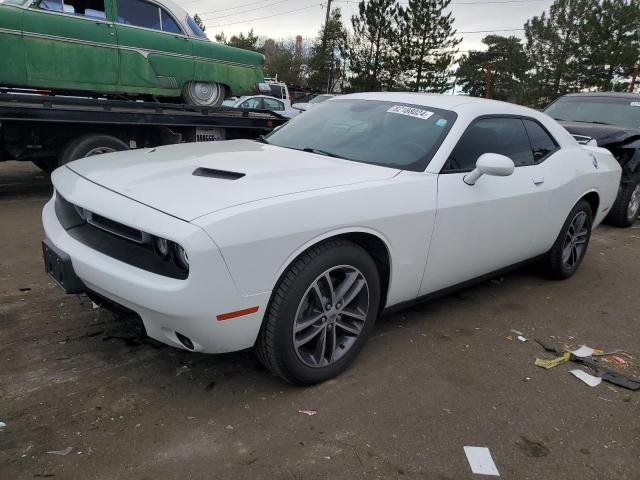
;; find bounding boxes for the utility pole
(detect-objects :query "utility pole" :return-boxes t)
[484,66,493,99]
[324,0,333,29]
[630,64,638,93]
[321,0,333,94]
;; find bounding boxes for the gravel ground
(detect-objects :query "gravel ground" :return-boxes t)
[1,160,639,480]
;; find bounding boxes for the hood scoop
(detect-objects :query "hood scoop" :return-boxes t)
[193,167,245,180]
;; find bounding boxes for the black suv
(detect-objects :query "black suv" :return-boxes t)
[545,93,640,227]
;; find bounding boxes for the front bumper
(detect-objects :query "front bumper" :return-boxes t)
[42,168,269,353]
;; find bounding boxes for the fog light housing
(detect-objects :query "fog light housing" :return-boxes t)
[173,244,189,271]
[154,237,170,259]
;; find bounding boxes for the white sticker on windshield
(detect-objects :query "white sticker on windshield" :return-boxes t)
[631,102,640,107]
[387,105,434,120]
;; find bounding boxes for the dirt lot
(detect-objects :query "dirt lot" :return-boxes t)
[1,160,639,479]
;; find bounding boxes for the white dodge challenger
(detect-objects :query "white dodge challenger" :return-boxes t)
[42,93,621,384]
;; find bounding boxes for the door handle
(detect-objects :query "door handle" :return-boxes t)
[533,177,545,186]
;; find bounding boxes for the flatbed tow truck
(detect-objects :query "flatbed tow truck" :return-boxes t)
[0,90,287,173]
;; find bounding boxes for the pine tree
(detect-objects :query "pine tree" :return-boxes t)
[525,0,598,105]
[308,9,349,92]
[347,0,399,91]
[398,0,460,93]
[456,35,530,103]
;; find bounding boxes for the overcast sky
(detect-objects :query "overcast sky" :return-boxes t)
[176,0,556,52]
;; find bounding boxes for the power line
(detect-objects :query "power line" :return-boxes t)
[335,0,545,5]
[183,0,276,9]
[206,2,324,28]
[199,0,290,19]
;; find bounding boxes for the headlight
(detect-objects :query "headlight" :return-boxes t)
[154,237,170,259]
[173,244,189,271]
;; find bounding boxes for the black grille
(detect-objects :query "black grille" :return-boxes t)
[54,193,188,280]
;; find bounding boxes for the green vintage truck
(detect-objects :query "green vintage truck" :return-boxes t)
[0,0,266,106]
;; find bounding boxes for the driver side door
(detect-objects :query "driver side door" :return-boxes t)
[419,116,548,295]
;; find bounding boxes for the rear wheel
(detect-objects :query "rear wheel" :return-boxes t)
[606,181,640,228]
[256,240,381,385]
[544,199,593,279]
[182,82,225,107]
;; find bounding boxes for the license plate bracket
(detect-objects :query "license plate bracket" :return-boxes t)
[42,239,85,294]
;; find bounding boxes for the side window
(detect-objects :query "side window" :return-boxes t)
[446,117,534,171]
[263,98,284,111]
[240,98,263,109]
[523,119,558,163]
[38,0,107,18]
[117,0,161,30]
[160,9,183,34]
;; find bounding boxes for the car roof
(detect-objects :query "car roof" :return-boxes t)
[339,92,542,116]
[562,92,640,99]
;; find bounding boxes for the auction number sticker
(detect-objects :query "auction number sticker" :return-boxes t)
[387,105,434,120]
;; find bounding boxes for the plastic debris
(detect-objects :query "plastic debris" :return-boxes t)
[610,356,627,366]
[535,352,570,369]
[46,447,73,456]
[0,422,6,428]
[571,346,595,358]
[92,302,100,310]
[517,336,527,343]
[298,410,317,416]
[570,369,602,387]
[464,446,500,476]
[510,329,524,336]
[175,365,191,377]
[443,408,454,414]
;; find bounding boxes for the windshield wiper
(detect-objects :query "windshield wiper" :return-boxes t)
[256,135,270,144]
[302,147,346,159]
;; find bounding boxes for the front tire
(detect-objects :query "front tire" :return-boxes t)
[256,240,381,385]
[544,199,593,279]
[182,82,225,107]
[606,181,640,228]
[58,134,129,169]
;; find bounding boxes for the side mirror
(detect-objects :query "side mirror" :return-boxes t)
[463,153,515,186]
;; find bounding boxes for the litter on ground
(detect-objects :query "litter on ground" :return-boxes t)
[570,369,602,387]
[298,410,317,416]
[534,352,570,369]
[46,447,73,456]
[464,446,500,476]
[571,345,595,358]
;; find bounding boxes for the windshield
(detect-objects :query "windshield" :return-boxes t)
[545,96,640,129]
[187,16,208,39]
[311,95,333,104]
[265,99,456,171]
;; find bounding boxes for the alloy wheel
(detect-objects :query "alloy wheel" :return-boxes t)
[293,265,370,368]
[627,183,640,222]
[562,211,590,269]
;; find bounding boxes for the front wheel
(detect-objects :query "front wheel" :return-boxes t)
[543,199,593,279]
[182,82,225,107]
[255,240,381,385]
[606,181,640,228]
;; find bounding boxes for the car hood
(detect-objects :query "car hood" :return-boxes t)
[66,139,400,221]
[560,122,640,147]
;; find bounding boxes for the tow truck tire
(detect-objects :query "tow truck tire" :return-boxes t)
[606,181,640,228]
[59,134,129,168]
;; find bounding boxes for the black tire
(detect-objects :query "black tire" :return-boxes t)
[606,181,640,228]
[59,134,129,167]
[255,239,381,385]
[32,157,58,174]
[544,199,593,280]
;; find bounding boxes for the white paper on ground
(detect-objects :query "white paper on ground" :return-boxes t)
[571,345,595,358]
[464,446,500,476]
[570,369,602,387]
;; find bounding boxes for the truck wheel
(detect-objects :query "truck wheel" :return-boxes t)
[32,157,59,174]
[606,181,640,228]
[255,239,380,385]
[59,134,128,167]
[182,82,225,107]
